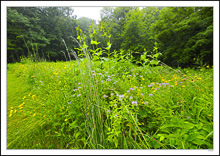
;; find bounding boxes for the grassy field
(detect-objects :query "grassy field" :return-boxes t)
[7,58,213,149]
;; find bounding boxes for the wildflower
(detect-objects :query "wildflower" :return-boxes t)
[141,93,144,96]
[77,94,81,97]
[32,95,36,99]
[68,102,71,104]
[31,76,35,78]
[141,78,145,81]
[98,73,102,75]
[14,110,17,113]
[132,101,137,105]
[140,87,143,89]
[43,115,46,117]
[64,66,66,69]
[206,65,209,68]
[59,81,61,84]
[183,75,186,77]
[106,78,111,81]
[208,114,212,117]
[23,96,26,100]
[118,95,124,98]
[197,77,201,80]
[130,87,134,90]
[10,110,13,114]
[61,107,64,109]
[33,113,36,117]
[101,80,104,83]
[149,94,153,97]
[73,89,78,92]
[91,71,95,73]
[107,110,110,113]
[144,101,148,105]
[20,110,23,112]
[130,96,133,99]
[114,114,118,117]
[182,85,185,88]
[114,104,117,107]
[28,93,31,96]
[118,95,124,100]
[127,90,130,93]
[78,87,82,89]
[111,93,114,96]
[64,119,68,122]
[78,83,81,85]
[169,85,174,87]
[103,95,108,98]
[9,114,12,117]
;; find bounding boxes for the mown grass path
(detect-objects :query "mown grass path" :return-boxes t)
[7,69,32,148]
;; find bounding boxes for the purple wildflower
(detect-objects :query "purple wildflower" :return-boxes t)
[144,101,148,105]
[103,95,107,98]
[68,102,71,104]
[132,101,137,105]
[77,94,81,97]
[149,94,153,97]
[130,96,133,99]
[130,87,134,90]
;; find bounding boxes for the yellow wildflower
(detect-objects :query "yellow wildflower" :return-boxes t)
[14,110,17,113]
[33,113,36,117]
[28,93,31,96]
[31,76,35,78]
[61,107,64,109]
[206,65,209,68]
[18,102,25,108]
[64,119,68,122]
[64,66,66,69]
[140,84,142,87]
[19,107,23,110]
[183,75,186,77]
[10,110,13,114]
[208,114,212,117]
[9,107,13,110]
[9,114,12,117]
[197,77,201,80]
[20,110,23,112]
[43,115,46,117]
[32,95,36,99]
[23,96,26,100]
[141,78,145,81]
[59,81,61,84]
[182,85,185,88]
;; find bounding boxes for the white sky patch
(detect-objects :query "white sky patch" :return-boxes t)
[72,7,103,23]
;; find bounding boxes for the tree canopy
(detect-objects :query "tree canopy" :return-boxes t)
[7,6,213,68]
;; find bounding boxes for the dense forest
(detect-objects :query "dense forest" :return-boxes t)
[7,7,213,68]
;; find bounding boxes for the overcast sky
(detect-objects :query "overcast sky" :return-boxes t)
[72,7,104,23]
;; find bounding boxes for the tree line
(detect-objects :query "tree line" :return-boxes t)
[7,7,213,67]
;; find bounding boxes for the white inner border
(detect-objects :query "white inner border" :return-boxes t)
[1,1,219,155]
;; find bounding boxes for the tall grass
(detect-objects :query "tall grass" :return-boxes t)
[7,23,213,149]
